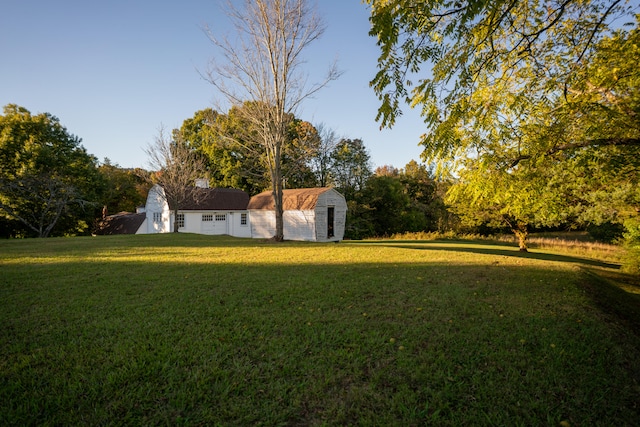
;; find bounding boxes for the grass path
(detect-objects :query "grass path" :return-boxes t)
[1,234,639,425]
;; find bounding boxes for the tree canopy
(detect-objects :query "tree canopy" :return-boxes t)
[367,1,639,249]
[367,0,638,164]
[178,105,321,195]
[204,0,340,240]
[0,104,101,237]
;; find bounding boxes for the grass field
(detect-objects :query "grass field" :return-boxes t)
[1,234,639,425]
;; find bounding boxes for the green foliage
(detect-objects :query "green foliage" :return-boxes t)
[179,107,266,195]
[97,160,150,215]
[328,138,373,199]
[367,0,635,148]
[428,19,640,249]
[364,175,413,236]
[587,222,625,243]
[342,160,449,239]
[622,218,640,274]
[0,104,102,237]
[179,106,321,195]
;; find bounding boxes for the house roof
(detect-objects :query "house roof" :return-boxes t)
[247,187,333,210]
[172,187,250,211]
[95,212,146,235]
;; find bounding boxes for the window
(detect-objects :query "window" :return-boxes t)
[215,214,226,221]
[240,213,248,226]
[153,212,162,224]
[176,213,185,229]
[202,214,214,222]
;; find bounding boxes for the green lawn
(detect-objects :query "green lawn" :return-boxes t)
[1,234,639,425]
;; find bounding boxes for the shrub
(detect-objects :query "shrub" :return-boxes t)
[587,222,625,243]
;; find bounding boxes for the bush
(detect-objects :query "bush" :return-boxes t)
[587,222,625,243]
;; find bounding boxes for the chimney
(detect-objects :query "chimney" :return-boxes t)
[195,178,209,189]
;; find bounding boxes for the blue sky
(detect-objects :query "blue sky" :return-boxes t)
[0,0,427,170]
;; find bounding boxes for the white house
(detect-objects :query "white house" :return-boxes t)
[248,187,347,242]
[141,184,252,237]
[96,184,347,242]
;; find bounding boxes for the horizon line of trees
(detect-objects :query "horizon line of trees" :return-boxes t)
[1,101,633,246]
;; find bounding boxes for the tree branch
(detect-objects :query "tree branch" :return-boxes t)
[509,137,640,168]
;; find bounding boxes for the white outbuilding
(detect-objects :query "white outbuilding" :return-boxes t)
[96,183,347,242]
[247,187,347,242]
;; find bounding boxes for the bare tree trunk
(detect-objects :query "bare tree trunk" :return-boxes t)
[273,153,284,241]
[203,0,341,242]
[267,138,285,241]
[173,207,180,233]
[503,215,529,252]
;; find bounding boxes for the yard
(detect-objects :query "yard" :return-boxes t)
[1,234,639,425]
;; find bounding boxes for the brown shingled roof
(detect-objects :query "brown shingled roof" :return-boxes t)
[248,188,332,210]
[170,188,250,211]
[95,212,146,235]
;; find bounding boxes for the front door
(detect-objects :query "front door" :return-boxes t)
[327,206,335,238]
[201,214,215,234]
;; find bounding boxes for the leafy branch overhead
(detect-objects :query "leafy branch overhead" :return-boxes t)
[367,0,639,164]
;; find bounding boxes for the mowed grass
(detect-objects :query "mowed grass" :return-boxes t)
[1,234,639,426]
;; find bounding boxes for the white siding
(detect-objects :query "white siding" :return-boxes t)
[283,210,316,241]
[249,188,347,242]
[225,212,251,238]
[315,189,347,242]
[169,211,252,237]
[135,218,148,234]
[250,210,276,239]
[144,185,170,233]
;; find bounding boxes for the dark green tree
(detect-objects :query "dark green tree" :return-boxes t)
[97,159,150,216]
[0,104,102,237]
[329,138,373,199]
[398,161,449,232]
[179,105,321,195]
[327,139,375,239]
[364,174,414,236]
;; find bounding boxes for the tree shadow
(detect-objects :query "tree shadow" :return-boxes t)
[347,240,621,270]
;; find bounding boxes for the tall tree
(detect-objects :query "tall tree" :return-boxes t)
[446,158,569,251]
[204,0,340,240]
[309,123,339,187]
[144,126,207,233]
[329,138,373,200]
[444,23,640,249]
[364,174,414,236]
[179,106,321,195]
[399,160,449,232]
[0,104,101,237]
[179,107,266,195]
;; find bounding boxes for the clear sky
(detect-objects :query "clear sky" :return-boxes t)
[0,0,428,171]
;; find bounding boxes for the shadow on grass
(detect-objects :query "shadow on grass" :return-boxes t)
[347,240,621,270]
[578,269,640,336]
